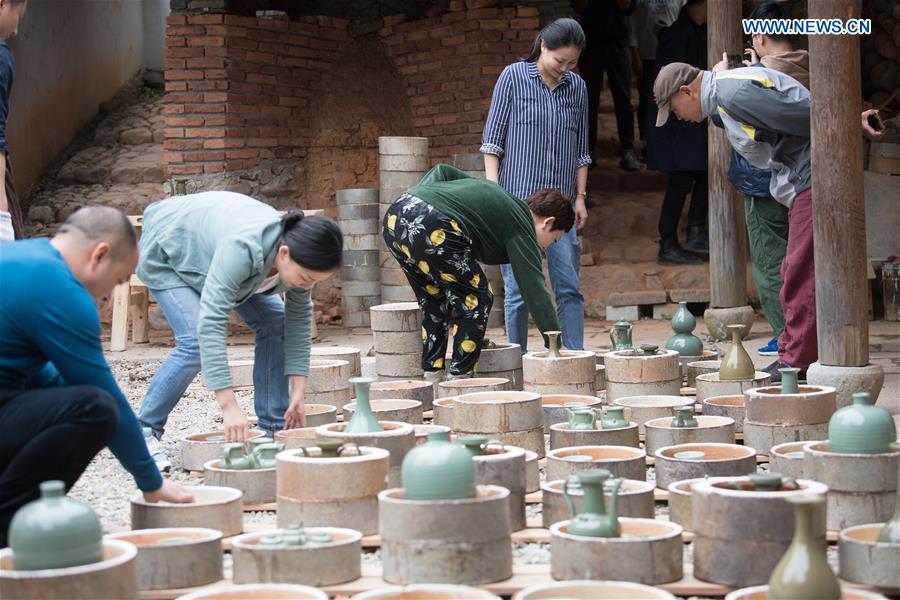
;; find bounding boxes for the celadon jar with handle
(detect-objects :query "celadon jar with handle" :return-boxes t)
[610,320,634,351]
[671,406,698,428]
[767,494,840,600]
[719,324,755,381]
[563,469,621,538]
[346,376,383,433]
[402,431,476,501]
[599,406,629,430]
[567,407,597,430]
[9,480,103,570]
[828,391,896,454]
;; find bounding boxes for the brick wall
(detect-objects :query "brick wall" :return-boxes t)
[377,2,540,164]
[164,13,349,177]
[163,1,541,206]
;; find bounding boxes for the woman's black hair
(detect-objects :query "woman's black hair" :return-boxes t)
[525,18,586,62]
[280,210,343,272]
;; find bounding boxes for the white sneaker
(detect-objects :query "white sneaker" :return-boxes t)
[143,427,172,472]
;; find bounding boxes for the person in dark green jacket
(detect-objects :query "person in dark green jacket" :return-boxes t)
[383,164,573,378]
[136,192,342,465]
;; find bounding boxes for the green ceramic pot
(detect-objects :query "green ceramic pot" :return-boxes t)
[599,407,629,430]
[564,469,621,538]
[402,431,476,501]
[719,324,755,381]
[459,436,487,456]
[666,302,704,356]
[253,441,285,469]
[546,331,562,358]
[671,407,698,428]
[609,320,633,351]
[222,443,255,469]
[768,495,840,600]
[828,392,896,454]
[345,377,383,433]
[566,408,597,430]
[780,368,800,394]
[9,481,103,570]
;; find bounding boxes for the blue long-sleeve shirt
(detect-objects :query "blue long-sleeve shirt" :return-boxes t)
[0,239,162,492]
[0,41,14,154]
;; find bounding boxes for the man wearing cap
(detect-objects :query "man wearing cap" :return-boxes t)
[651,61,880,380]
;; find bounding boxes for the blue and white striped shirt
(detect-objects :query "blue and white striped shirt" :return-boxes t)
[480,61,591,202]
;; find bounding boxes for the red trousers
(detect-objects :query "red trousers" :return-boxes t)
[777,188,817,370]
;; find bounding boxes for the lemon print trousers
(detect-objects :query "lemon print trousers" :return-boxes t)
[383,194,493,375]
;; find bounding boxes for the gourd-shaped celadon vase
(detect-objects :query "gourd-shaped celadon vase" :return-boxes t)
[671,406,698,428]
[768,494,840,600]
[9,480,103,570]
[564,469,621,537]
[402,431,476,501]
[609,320,633,351]
[780,367,800,394]
[828,391,896,454]
[346,377,383,433]
[545,330,562,358]
[877,442,900,543]
[665,302,704,356]
[719,324,755,381]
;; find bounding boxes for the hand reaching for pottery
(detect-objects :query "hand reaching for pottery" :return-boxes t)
[216,389,251,442]
[284,397,307,430]
[143,479,194,504]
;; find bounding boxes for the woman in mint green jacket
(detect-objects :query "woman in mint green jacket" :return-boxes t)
[136,192,342,466]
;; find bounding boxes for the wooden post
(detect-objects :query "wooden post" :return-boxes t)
[109,281,130,352]
[706,0,747,308]
[808,0,868,367]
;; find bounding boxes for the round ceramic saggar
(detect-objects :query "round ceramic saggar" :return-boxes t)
[180,430,265,472]
[317,421,415,488]
[513,580,674,600]
[231,527,362,586]
[437,377,512,398]
[548,419,641,450]
[452,391,542,434]
[550,518,683,584]
[523,348,597,396]
[702,394,745,433]
[354,584,500,599]
[769,441,820,480]
[342,399,423,425]
[542,478,654,528]
[306,359,353,408]
[131,486,244,537]
[379,485,512,585]
[742,383,836,455]
[695,371,770,404]
[203,459,276,505]
[274,427,320,450]
[653,443,758,490]
[546,446,646,482]
[179,583,328,599]
[472,445,527,531]
[370,380,434,412]
[523,449,540,493]
[612,395,694,433]
[643,415,735,456]
[839,524,900,589]
[432,397,455,428]
[604,348,682,401]
[311,345,362,377]
[0,539,138,600]
[106,528,222,591]
[474,342,523,390]
[666,477,732,532]
[540,394,603,434]
[687,358,721,387]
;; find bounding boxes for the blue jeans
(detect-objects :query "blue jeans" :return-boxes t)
[138,287,289,438]
[502,226,584,352]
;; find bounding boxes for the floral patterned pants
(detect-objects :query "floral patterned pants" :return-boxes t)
[382,194,493,375]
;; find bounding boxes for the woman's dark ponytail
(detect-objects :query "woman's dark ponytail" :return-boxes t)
[525,18,587,62]
[280,210,343,272]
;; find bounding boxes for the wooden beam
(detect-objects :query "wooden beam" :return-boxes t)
[808,0,869,367]
[706,0,748,308]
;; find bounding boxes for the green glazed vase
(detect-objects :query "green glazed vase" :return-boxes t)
[719,324,755,381]
[546,330,562,358]
[402,431,476,501]
[346,377,383,433]
[828,392,896,454]
[459,436,487,456]
[9,481,103,570]
[609,320,634,351]
[671,406,698,428]
[768,495,840,600]
[600,407,629,430]
[877,442,900,543]
[564,469,621,538]
[665,302,704,356]
[780,367,800,394]
[222,443,255,469]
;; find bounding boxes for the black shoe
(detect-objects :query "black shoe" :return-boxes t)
[658,238,703,265]
[620,150,640,172]
[763,359,806,383]
[684,224,709,254]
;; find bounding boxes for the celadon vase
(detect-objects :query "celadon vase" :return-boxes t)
[877,442,900,543]
[346,377,383,433]
[610,320,634,351]
[600,407,629,430]
[564,469,621,538]
[768,495,840,600]
[546,330,562,358]
[828,391,896,454]
[9,480,103,570]
[780,367,800,394]
[567,407,597,430]
[719,324,755,381]
[402,431,476,501]
[665,302,704,356]
[671,406,698,428]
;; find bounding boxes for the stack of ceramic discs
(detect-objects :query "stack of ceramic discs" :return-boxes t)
[337,188,380,328]
[451,152,486,179]
[371,302,424,380]
[480,263,505,329]
[379,136,429,303]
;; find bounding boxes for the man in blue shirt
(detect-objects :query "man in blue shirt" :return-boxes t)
[0,206,191,544]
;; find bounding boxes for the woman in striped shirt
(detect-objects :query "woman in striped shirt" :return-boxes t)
[481,18,592,352]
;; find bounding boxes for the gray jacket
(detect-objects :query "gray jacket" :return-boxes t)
[701,67,811,208]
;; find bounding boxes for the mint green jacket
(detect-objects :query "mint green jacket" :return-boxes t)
[137,192,312,391]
